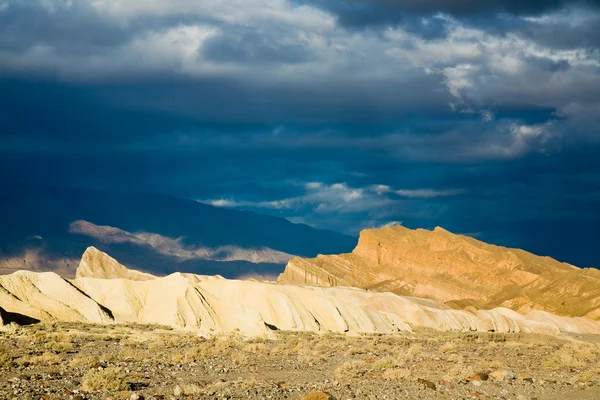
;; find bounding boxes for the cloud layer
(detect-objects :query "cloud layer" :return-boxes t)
[1,0,600,267]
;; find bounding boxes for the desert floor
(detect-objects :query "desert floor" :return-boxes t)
[1,323,600,400]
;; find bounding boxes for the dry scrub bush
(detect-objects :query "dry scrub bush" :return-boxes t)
[372,357,398,370]
[230,352,249,366]
[504,341,530,349]
[382,367,412,381]
[541,343,597,370]
[44,340,74,354]
[243,342,268,354]
[0,322,20,334]
[70,355,100,369]
[0,344,12,367]
[118,336,146,346]
[443,364,475,381]
[401,344,423,361]
[334,360,368,379]
[82,367,130,392]
[183,346,211,363]
[572,370,599,384]
[484,341,500,350]
[103,346,145,363]
[17,352,61,367]
[439,341,458,354]
[270,343,294,356]
[298,348,328,365]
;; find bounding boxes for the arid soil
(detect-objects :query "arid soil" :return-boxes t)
[1,323,599,400]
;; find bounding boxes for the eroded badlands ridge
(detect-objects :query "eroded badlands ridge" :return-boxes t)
[279,225,600,320]
[0,247,599,336]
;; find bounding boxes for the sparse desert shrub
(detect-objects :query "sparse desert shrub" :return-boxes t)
[541,343,597,370]
[372,357,398,370]
[334,360,368,379]
[230,351,249,366]
[447,353,463,363]
[183,344,214,362]
[484,341,500,350]
[0,344,13,367]
[118,336,145,346]
[69,355,100,369]
[0,322,20,334]
[567,342,600,362]
[298,348,327,365]
[382,367,412,381]
[542,349,584,370]
[401,344,423,360]
[81,367,130,392]
[243,342,268,354]
[16,352,61,367]
[44,340,74,354]
[270,343,294,356]
[504,341,528,349]
[362,355,375,364]
[443,364,475,381]
[439,341,457,354]
[572,370,599,384]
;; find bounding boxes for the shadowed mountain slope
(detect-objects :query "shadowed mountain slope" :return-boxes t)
[279,225,600,320]
[0,184,356,278]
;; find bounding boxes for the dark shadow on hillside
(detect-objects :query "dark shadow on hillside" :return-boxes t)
[0,308,40,326]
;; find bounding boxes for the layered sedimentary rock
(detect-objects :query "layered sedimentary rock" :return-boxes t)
[279,225,600,320]
[0,248,599,336]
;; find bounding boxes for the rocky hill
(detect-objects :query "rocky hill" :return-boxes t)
[278,225,600,320]
[0,184,355,279]
[1,247,599,337]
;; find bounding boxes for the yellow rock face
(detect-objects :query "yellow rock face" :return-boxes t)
[278,225,600,320]
[0,247,599,337]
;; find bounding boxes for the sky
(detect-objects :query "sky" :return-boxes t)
[1,0,600,267]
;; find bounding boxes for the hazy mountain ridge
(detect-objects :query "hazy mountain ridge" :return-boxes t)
[279,225,600,320]
[0,185,356,278]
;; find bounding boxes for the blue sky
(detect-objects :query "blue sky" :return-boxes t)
[1,0,600,267]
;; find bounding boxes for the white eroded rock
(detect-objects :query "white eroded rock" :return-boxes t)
[0,248,599,337]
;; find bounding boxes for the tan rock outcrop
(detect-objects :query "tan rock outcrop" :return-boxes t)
[0,270,113,323]
[76,246,155,281]
[1,248,599,336]
[278,225,600,320]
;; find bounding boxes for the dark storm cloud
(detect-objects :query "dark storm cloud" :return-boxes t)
[304,0,600,27]
[1,0,600,267]
[0,2,130,54]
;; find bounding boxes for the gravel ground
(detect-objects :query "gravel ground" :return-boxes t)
[1,322,599,400]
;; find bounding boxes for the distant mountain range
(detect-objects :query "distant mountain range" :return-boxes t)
[0,184,356,279]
